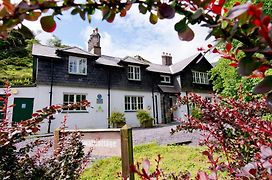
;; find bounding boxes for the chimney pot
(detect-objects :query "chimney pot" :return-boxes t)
[161,52,172,66]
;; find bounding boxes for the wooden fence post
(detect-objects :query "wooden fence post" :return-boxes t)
[53,128,60,153]
[121,124,134,180]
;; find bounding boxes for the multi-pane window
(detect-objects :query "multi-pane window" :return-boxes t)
[63,94,87,111]
[125,96,143,111]
[160,75,171,83]
[128,65,141,80]
[192,71,209,84]
[68,56,87,75]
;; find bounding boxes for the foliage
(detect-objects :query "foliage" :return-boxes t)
[136,109,154,127]
[210,58,262,101]
[0,83,91,179]
[47,35,67,48]
[171,94,272,179]
[0,29,36,85]
[81,143,208,179]
[1,0,271,111]
[191,107,203,120]
[108,111,126,125]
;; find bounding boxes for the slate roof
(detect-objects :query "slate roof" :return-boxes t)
[32,44,208,74]
[147,63,172,74]
[169,53,201,74]
[96,55,122,67]
[120,56,150,66]
[32,44,96,58]
[32,44,60,59]
[57,46,97,57]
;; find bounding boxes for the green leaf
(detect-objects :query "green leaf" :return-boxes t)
[174,18,187,32]
[139,3,147,14]
[253,75,272,94]
[191,8,203,20]
[71,8,80,15]
[102,7,111,20]
[149,13,158,24]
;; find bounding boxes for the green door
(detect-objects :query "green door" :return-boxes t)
[12,98,34,123]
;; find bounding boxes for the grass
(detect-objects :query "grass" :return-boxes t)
[81,143,210,180]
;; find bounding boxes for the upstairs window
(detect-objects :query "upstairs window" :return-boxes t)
[160,75,171,83]
[128,65,141,81]
[192,71,209,84]
[63,93,87,112]
[68,56,87,75]
[125,96,143,111]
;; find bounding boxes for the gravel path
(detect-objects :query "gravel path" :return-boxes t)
[132,122,203,146]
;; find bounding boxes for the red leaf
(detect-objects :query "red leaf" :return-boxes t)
[229,62,238,67]
[211,5,222,14]
[197,47,205,51]
[226,43,232,53]
[253,19,261,27]
[212,48,219,53]
[258,65,270,73]
[263,15,271,26]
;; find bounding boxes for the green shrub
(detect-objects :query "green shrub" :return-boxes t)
[136,109,154,128]
[108,111,126,128]
[191,107,203,119]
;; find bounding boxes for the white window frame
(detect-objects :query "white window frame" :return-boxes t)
[68,56,87,75]
[63,93,87,112]
[125,96,144,111]
[192,71,209,84]
[160,75,171,83]
[128,65,141,81]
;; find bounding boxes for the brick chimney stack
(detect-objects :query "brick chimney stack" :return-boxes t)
[88,27,101,56]
[162,52,172,66]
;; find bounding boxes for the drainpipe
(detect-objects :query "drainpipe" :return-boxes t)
[107,69,111,128]
[151,74,155,124]
[47,59,54,133]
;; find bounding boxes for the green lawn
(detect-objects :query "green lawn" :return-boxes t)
[81,143,211,180]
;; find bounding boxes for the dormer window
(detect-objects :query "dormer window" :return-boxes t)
[68,56,87,75]
[160,75,171,83]
[128,65,141,81]
[192,71,209,84]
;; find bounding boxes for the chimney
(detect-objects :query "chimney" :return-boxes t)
[88,27,101,56]
[162,52,172,66]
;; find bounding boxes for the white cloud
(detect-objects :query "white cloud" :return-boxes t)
[82,5,217,64]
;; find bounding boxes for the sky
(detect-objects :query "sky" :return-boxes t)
[23,5,219,64]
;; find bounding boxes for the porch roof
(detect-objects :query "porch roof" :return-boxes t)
[158,85,180,94]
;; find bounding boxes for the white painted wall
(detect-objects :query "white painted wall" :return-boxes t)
[110,90,162,127]
[2,85,162,134]
[35,85,109,133]
[172,91,214,122]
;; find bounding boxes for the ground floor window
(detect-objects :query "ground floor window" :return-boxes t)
[125,96,143,111]
[63,93,87,112]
